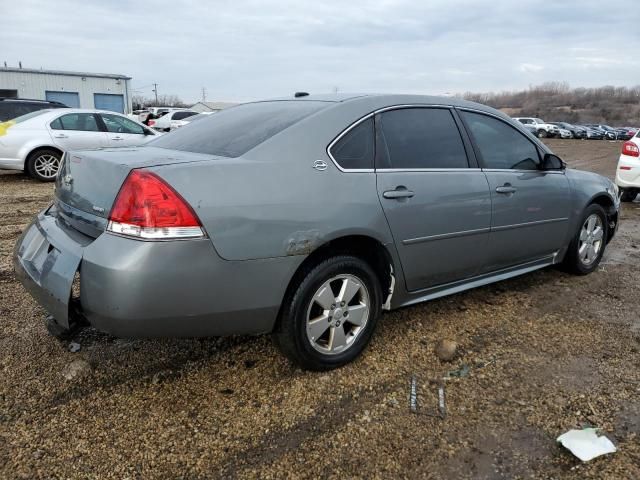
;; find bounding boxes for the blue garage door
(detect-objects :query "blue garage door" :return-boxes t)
[45,91,80,107]
[94,93,124,113]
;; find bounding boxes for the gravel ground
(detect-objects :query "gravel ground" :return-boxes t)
[1,139,639,479]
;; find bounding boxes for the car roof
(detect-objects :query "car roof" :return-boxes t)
[252,93,505,117]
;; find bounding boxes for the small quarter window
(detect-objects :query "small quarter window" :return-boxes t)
[329,118,374,170]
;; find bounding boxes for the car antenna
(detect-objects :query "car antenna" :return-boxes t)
[294,92,309,98]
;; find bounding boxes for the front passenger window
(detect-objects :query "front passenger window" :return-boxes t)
[462,112,540,170]
[101,114,145,135]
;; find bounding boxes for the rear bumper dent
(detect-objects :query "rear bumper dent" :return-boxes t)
[15,210,302,338]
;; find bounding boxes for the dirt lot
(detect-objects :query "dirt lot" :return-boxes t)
[1,139,639,479]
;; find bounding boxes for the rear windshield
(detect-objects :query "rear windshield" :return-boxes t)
[8,109,52,123]
[150,101,328,158]
[0,103,49,122]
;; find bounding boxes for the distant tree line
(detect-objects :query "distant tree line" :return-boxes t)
[462,82,640,126]
[132,94,189,110]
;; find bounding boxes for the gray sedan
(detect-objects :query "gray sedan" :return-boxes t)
[14,94,620,370]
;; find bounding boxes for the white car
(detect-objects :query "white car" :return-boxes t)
[0,108,158,181]
[558,128,573,139]
[616,132,640,202]
[150,110,199,132]
[513,117,561,138]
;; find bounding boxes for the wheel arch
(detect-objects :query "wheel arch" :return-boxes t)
[274,234,397,331]
[588,193,618,243]
[25,145,64,164]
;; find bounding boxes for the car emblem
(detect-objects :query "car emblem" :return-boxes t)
[92,205,105,214]
[313,160,328,171]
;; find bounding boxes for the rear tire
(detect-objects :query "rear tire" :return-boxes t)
[26,149,62,182]
[564,204,608,275]
[620,188,638,203]
[273,255,382,371]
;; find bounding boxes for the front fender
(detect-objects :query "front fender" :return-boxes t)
[565,169,620,243]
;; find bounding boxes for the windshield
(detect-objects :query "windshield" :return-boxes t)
[533,118,545,123]
[150,101,329,158]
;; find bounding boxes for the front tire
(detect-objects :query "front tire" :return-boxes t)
[564,204,608,275]
[26,149,62,182]
[273,255,382,371]
[537,129,547,138]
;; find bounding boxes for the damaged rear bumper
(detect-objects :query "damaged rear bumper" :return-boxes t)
[14,208,303,338]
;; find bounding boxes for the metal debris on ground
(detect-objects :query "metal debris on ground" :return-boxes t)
[409,375,418,413]
[438,385,446,419]
[68,342,81,353]
[557,428,617,462]
[445,364,471,379]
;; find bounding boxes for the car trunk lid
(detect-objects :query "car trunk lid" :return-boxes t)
[54,146,215,238]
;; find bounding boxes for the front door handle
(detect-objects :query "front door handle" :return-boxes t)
[383,187,415,199]
[495,184,517,194]
[111,136,124,141]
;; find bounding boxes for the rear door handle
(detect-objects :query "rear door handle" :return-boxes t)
[53,134,69,139]
[495,184,517,194]
[383,187,415,199]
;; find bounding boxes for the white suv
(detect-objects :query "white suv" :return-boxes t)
[513,117,560,138]
[616,131,640,202]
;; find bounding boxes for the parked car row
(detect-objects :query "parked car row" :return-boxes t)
[514,117,637,140]
[129,108,199,132]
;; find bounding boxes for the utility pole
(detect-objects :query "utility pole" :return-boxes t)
[152,83,158,104]
[201,87,207,102]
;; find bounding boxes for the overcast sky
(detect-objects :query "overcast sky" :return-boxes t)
[2,0,638,103]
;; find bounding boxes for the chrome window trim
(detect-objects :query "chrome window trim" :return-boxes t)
[326,103,452,173]
[377,168,482,173]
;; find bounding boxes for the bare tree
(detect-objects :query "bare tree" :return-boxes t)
[464,83,640,125]
[132,94,189,109]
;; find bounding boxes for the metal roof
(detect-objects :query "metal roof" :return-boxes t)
[0,67,131,80]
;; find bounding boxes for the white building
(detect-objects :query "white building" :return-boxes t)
[189,101,237,113]
[0,67,133,113]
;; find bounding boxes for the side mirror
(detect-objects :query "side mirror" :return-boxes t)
[542,153,565,171]
[144,128,155,136]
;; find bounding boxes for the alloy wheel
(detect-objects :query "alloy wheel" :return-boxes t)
[33,154,61,179]
[578,213,604,266]
[305,274,370,355]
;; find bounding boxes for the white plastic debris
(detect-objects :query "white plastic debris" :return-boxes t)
[409,375,417,413]
[557,428,617,462]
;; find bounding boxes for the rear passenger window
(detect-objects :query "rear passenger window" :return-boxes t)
[51,113,100,132]
[461,111,540,170]
[329,118,374,170]
[378,108,468,169]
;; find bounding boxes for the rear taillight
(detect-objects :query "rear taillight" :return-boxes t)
[107,169,205,240]
[622,141,639,157]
